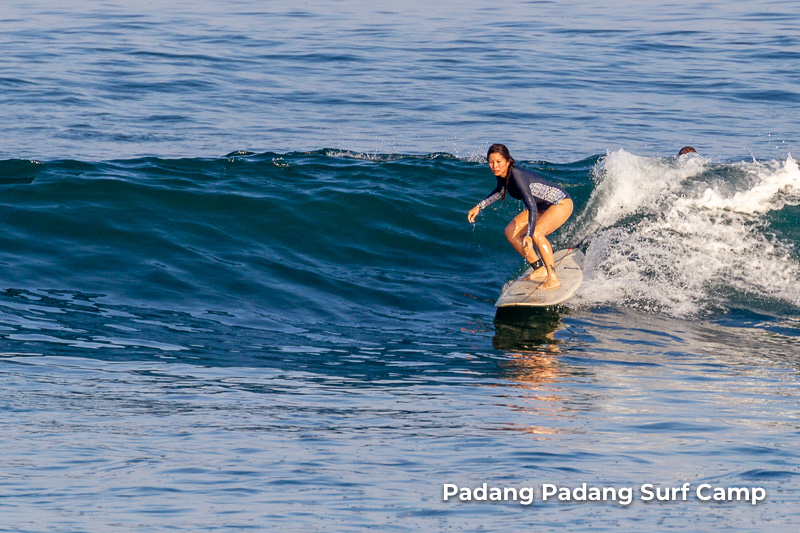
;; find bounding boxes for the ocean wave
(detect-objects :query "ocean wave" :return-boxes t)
[0,150,797,324]
[576,150,800,316]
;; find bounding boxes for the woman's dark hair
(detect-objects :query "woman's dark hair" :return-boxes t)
[487,144,515,201]
[487,143,515,166]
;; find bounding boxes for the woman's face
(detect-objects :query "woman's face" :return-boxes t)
[488,153,511,177]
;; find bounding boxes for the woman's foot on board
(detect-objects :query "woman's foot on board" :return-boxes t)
[536,277,561,291]
[524,267,548,281]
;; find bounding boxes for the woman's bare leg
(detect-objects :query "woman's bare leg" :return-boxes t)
[505,210,548,280]
[532,199,573,290]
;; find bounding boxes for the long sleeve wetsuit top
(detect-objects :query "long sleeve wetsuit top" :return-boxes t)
[477,166,570,237]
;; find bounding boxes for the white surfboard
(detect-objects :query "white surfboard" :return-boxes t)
[495,248,584,308]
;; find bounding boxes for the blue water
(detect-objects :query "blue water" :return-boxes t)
[1,1,799,531]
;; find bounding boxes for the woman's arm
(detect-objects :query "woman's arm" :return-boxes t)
[514,174,539,238]
[468,180,504,222]
[512,171,540,257]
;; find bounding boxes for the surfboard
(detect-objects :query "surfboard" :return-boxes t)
[495,248,584,308]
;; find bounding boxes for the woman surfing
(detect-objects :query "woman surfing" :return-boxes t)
[468,144,573,291]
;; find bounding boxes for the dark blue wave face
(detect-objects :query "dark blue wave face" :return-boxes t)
[0,150,798,367]
[0,152,591,317]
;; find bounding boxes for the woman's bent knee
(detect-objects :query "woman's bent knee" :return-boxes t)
[505,220,523,241]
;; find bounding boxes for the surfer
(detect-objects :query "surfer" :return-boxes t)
[468,144,573,290]
[678,146,697,156]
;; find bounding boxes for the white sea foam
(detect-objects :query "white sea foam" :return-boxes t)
[575,151,800,316]
[583,149,709,231]
[681,156,800,214]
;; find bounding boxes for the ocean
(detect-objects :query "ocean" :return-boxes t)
[1,1,799,531]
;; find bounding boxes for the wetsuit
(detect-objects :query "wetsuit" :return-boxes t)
[477,166,570,237]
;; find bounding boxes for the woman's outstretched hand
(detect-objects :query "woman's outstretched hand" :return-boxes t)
[467,206,480,223]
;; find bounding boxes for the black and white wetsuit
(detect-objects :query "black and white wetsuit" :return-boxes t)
[477,166,570,237]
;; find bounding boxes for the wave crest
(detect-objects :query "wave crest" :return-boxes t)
[576,150,800,316]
